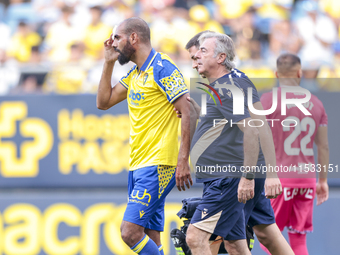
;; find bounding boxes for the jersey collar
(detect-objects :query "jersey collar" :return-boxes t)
[210,72,231,86]
[140,48,157,72]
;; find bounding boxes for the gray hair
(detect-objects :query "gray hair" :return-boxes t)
[198,32,236,71]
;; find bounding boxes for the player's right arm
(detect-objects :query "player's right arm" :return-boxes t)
[97,35,127,110]
[237,119,259,204]
[174,96,201,143]
[314,126,329,205]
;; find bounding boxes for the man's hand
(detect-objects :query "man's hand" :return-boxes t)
[176,159,193,191]
[314,127,329,206]
[238,177,254,204]
[104,34,119,64]
[265,177,282,199]
[316,180,329,206]
[188,96,201,116]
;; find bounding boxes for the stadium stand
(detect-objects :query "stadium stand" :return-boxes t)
[0,0,338,94]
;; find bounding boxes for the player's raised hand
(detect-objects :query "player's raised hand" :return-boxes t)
[265,177,282,199]
[316,180,329,206]
[238,178,254,204]
[104,34,119,64]
[176,159,193,191]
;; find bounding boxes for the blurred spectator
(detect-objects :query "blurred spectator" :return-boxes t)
[13,45,50,95]
[151,6,191,59]
[86,60,135,94]
[252,0,293,39]
[151,4,223,59]
[253,0,293,20]
[317,41,340,89]
[11,75,44,94]
[0,2,5,22]
[335,42,340,63]
[32,0,62,24]
[69,1,93,30]
[102,0,135,27]
[0,20,11,50]
[231,9,266,62]
[44,43,92,94]
[83,6,111,60]
[0,0,339,95]
[5,0,36,32]
[29,45,42,64]
[214,0,253,21]
[317,65,340,90]
[0,49,20,95]
[140,0,175,11]
[7,21,41,62]
[174,0,210,9]
[320,0,340,25]
[295,0,337,78]
[269,20,302,60]
[44,5,82,62]
[188,5,224,34]
[31,0,63,38]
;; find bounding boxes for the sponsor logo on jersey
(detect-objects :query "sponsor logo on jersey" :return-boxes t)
[128,89,145,106]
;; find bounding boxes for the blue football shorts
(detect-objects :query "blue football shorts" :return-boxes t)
[190,178,246,239]
[244,178,276,228]
[191,177,275,241]
[123,165,176,231]
[224,178,276,241]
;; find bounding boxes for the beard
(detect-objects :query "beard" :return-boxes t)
[116,41,135,65]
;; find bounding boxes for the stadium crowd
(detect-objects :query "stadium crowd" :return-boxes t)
[0,0,339,95]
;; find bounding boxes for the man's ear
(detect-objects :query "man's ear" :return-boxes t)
[275,71,279,78]
[130,32,138,45]
[217,53,226,64]
[298,69,302,78]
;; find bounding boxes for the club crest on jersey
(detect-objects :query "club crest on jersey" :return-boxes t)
[143,73,149,85]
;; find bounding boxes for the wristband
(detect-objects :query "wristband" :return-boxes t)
[242,171,255,180]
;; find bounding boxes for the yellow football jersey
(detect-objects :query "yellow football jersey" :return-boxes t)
[120,49,188,170]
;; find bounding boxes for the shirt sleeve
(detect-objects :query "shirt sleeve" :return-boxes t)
[119,65,137,90]
[319,103,328,126]
[155,59,188,103]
